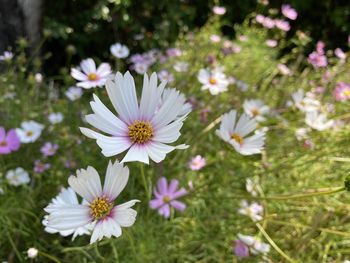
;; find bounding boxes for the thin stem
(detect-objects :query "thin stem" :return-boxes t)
[256,223,297,263]
[140,163,149,198]
[38,251,62,263]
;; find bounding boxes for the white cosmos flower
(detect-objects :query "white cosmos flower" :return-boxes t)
[65,86,83,101]
[6,167,30,186]
[43,187,93,240]
[134,63,149,74]
[173,61,189,72]
[291,89,320,112]
[16,121,44,143]
[44,161,139,244]
[157,70,174,83]
[238,200,263,221]
[71,58,112,89]
[243,99,269,122]
[80,71,190,164]
[48,112,64,124]
[197,68,229,95]
[216,110,266,155]
[110,43,130,59]
[305,111,334,131]
[238,234,270,255]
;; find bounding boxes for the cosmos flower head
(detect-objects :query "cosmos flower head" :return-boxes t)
[80,71,190,164]
[16,121,44,143]
[291,89,320,112]
[173,61,189,72]
[275,19,290,31]
[34,160,51,173]
[277,63,292,75]
[44,161,139,244]
[40,142,59,157]
[71,58,112,89]
[188,155,206,171]
[238,200,264,221]
[6,167,30,186]
[65,86,83,101]
[305,111,334,131]
[27,248,38,259]
[0,127,20,155]
[110,43,130,59]
[0,51,14,61]
[197,68,229,95]
[48,112,64,124]
[157,70,174,83]
[334,82,350,101]
[243,99,269,122]
[281,4,298,20]
[213,6,226,15]
[149,177,187,218]
[43,187,94,240]
[235,234,270,257]
[334,48,346,60]
[265,39,277,47]
[216,110,266,155]
[166,48,182,57]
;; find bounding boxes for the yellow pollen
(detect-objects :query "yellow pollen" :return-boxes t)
[231,133,244,145]
[0,141,7,147]
[88,73,98,81]
[89,197,112,219]
[26,131,33,137]
[128,120,154,144]
[209,78,217,85]
[163,196,171,203]
[251,108,260,117]
[343,90,350,97]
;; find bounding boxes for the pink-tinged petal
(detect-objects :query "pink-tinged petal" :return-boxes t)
[71,68,88,81]
[90,216,121,244]
[6,129,20,151]
[121,144,149,164]
[149,198,164,209]
[158,204,171,218]
[80,58,96,74]
[0,127,5,140]
[157,177,168,195]
[97,63,112,77]
[112,205,138,227]
[146,141,175,163]
[171,188,187,199]
[170,200,186,212]
[0,145,11,154]
[167,179,179,194]
[77,81,96,89]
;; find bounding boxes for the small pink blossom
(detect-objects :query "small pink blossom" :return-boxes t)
[188,155,206,171]
[34,160,50,173]
[0,127,20,154]
[149,177,187,218]
[281,4,298,20]
[213,6,226,15]
[265,39,277,47]
[166,48,182,58]
[40,142,58,157]
[277,63,292,75]
[255,14,265,24]
[308,52,327,68]
[238,35,248,42]
[316,41,325,54]
[333,82,350,101]
[210,34,221,43]
[334,48,346,60]
[234,240,249,258]
[262,17,275,29]
[275,19,290,31]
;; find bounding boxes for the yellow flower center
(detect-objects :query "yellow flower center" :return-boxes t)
[26,131,33,137]
[231,133,244,145]
[0,140,7,147]
[251,108,260,117]
[89,197,112,219]
[209,78,217,85]
[342,90,350,97]
[128,120,154,144]
[88,73,98,81]
[163,196,171,203]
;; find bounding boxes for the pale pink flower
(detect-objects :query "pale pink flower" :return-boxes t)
[188,155,206,171]
[277,63,292,75]
[213,6,226,15]
[0,127,20,154]
[40,142,59,157]
[265,39,277,47]
[210,34,221,43]
[333,82,350,101]
[334,48,346,60]
[308,52,327,68]
[34,160,50,173]
[281,4,298,20]
[262,17,275,29]
[275,19,290,31]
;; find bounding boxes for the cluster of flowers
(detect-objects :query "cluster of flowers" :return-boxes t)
[308,40,347,68]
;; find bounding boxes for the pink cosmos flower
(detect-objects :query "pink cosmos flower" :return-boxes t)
[308,52,328,68]
[265,39,277,47]
[316,41,325,54]
[255,14,265,24]
[334,48,346,60]
[149,177,187,218]
[188,155,206,171]
[210,34,221,43]
[281,4,298,20]
[275,19,290,31]
[71,58,112,89]
[333,82,350,101]
[40,142,59,157]
[213,6,226,15]
[166,48,182,57]
[0,127,20,154]
[277,63,292,75]
[234,240,249,258]
[262,17,275,29]
[34,160,51,173]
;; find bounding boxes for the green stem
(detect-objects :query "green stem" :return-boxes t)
[140,163,149,199]
[38,251,62,263]
[256,223,297,263]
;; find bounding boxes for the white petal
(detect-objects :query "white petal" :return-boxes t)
[121,144,150,164]
[103,161,129,201]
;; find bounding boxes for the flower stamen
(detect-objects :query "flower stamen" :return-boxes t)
[231,133,244,145]
[128,120,154,144]
[90,197,112,220]
[88,73,98,81]
[209,78,217,85]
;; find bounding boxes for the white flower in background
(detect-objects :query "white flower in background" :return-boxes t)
[236,80,249,91]
[173,61,189,72]
[238,234,270,255]
[110,43,130,59]
[43,187,93,240]
[48,112,64,124]
[0,51,14,61]
[65,86,83,101]
[45,161,139,244]
[157,70,174,83]
[291,89,320,112]
[27,248,38,259]
[246,178,259,197]
[80,72,190,164]
[295,128,309,141]
[6,167,30,186]
[243,99,269,122]
[16,121,44,143]
[216,110,266,155]
[305,111,334,131]
[71,58,112,89]
[134,63,149,75]
[197,68,229,95]
[34,73,43,83]
[238,200,263,221]
[277,63,292,75]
